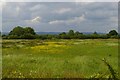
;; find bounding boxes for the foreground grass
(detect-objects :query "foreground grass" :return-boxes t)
[2,39,118,78]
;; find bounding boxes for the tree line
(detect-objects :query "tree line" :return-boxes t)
[1,26,119,39]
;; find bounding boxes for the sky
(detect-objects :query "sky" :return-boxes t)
[1,1,118,33]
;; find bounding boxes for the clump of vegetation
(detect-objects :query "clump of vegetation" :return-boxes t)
[102,58,118,80]
[89,58,119,79]
[4,26,36,39]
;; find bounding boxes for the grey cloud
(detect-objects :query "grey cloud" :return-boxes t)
[2,2,118,33]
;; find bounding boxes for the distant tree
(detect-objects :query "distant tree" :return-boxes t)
[46,35,53,39]
[93,31,98,35]
[0,31,1,39]
[8,35,20,39]
[99,34,109,39]
[20,33,35,39]
[59,32,70,39]
[0,31,1,36]
[118,34,120,38]
[59,32,66,36]
[39,35,48,40]
[8,26,36,39]
[68,30,74,36]
[2,34,7,39]
[90,31,100,39]
[74,31,83,39]
[108,30,118,36]
[75,31,80,35]
[9,26,25,36]
[24,27,36,35]
[67,30,75,39]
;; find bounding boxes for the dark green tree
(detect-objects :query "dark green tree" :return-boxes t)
[8,26,36,39]
[90,31,100,39]
[20,33,35,39]
[68,30,75,39]
[108,30,118,36]
[75,31,80,35]
[93,31,98,35]
[74,31,83,39]
[59,32,69,39]
[9,26,24,36]
[24,27,36,35]
[59,32,66,35]
[68,30,74,36]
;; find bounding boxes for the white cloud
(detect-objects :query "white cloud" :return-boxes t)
[31,16,41,22]
[67,14,85,24]
[54,8,71,14]
[49,14,85,25]
[49,20,64,24]
[26,16,42,23]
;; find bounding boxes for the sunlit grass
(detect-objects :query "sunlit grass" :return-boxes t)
[2,39,118,78]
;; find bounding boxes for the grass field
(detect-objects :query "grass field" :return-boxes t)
[2,39,118,78]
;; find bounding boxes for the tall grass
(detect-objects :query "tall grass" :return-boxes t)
[102,58,118,80]
[2,39,118,78]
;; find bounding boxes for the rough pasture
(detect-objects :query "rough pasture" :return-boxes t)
[2,39,118,78]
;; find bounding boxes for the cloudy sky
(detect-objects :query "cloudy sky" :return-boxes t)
[2,2,118,33]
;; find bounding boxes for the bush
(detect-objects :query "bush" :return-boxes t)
[8,26,36,39]
[8,35,20,39]
[20,34,35,39]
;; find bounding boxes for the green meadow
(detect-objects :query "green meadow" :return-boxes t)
[2,39,118,78]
